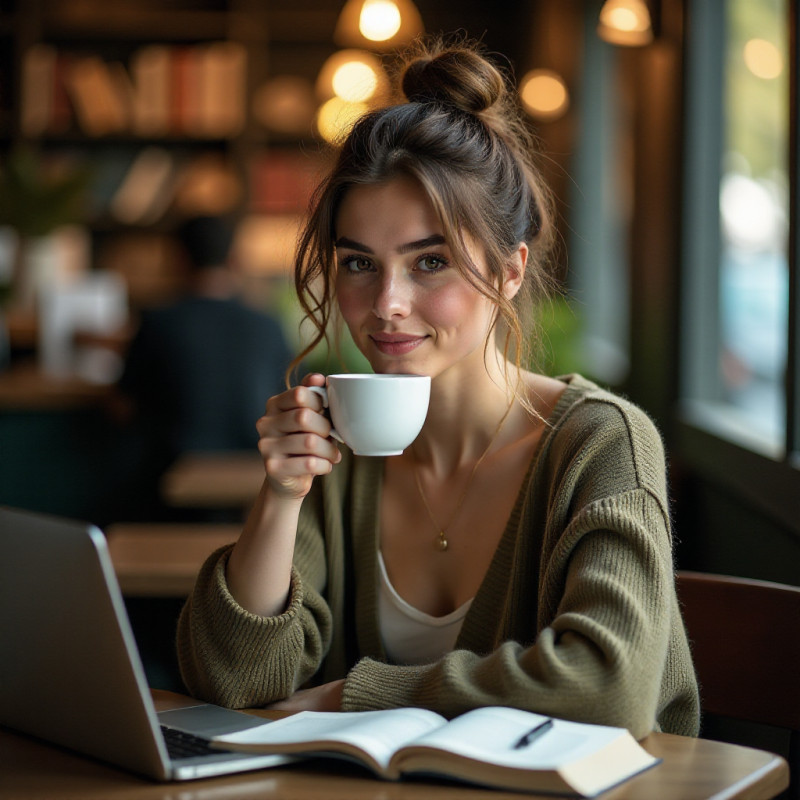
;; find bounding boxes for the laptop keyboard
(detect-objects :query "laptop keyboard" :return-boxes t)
[161,726,220,759]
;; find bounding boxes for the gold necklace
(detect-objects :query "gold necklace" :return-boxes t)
[412,402,513,552]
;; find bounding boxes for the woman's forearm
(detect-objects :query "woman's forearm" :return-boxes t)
[225,479,305,617]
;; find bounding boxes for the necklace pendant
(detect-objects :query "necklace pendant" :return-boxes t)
[437,532,449,552]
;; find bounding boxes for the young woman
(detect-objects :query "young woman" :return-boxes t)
[177,37,699,739]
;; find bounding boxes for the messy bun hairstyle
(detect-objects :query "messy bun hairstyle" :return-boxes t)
[293,36,557,399]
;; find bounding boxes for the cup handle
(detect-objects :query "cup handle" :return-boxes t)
[307,385,344,444]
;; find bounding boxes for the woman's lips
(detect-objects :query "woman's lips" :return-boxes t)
[369,333,427,356]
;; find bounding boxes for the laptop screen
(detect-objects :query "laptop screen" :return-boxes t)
[0,506,171,778]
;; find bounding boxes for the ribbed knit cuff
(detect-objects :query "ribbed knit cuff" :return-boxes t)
[204,546,303,625]
[190,549,311,706]
[342,657,436,711]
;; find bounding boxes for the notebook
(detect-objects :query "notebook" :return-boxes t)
[0,505,291,781]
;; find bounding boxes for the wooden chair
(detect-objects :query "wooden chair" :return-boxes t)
[676,570,800,800]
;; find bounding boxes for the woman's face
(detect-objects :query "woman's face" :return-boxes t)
[334,175,508,381]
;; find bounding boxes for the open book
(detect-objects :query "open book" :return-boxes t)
[213,706,659,797]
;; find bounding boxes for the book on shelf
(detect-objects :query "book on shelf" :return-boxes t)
[212,706,660,797]
[109,146,176,225]
[169,45,203,136]
[19,40,246,140]
[168,41,247,138]
[64,55,132,136]
[250,150,325,214]
[21,44,57,137]
[196,41,247,138]
[130,45,172,137]
[20,45,72,136]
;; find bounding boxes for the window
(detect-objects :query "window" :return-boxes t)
[680,0,798,533]
[683,0,790,454]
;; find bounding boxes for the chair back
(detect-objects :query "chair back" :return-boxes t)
[676,570,800,799]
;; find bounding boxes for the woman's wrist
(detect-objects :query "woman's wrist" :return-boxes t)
[226,481,305,617]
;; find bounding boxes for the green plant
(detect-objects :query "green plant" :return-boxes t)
[534,294,586,377]
[0,147,90,237]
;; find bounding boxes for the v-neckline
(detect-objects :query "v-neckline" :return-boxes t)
[349,374,590,660]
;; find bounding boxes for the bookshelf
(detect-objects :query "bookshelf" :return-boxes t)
[18,39,248,140]
[0,0,329,307]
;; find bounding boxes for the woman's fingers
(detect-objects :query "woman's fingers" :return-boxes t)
[255,376,341,498]
[265,383,325,415]
[257,403,331,440]
[259,430,340,463]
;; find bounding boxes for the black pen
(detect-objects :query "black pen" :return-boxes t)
[513,718,554,749]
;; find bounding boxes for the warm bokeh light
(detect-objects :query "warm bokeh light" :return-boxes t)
[597,0,653,46]
[316,50,386,105]
[605,6,638,31]
[334,0,423,51]
[359,0,401,41]
[316,96,369,143]
[519,70,569,121]
[743,38,783,80]
[332,60,379,103]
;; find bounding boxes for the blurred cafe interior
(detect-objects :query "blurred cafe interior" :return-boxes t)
[1,0,798,770]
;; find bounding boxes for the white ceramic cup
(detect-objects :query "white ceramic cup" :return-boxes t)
[308,374,431,456]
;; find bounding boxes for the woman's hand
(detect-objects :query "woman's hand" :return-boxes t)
[266,679,345,712]
[256,373,342,501]
[226,373,341,617]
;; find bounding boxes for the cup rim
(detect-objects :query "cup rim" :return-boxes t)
[327,373,430,381]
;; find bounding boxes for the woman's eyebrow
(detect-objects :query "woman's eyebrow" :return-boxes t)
[397,234,446,254]
[334,234,446,254]
[334,236,372,252]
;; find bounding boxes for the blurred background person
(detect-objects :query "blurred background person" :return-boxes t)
[112,214,293,520]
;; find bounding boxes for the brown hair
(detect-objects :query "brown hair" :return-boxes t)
[292,35,558,398]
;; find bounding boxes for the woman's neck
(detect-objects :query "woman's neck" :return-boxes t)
[411,364,522,476]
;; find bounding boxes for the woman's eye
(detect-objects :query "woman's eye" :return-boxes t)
[417,255,448,272]
[342,256,373,273]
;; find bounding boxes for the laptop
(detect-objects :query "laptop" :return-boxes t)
[0,505,291,781]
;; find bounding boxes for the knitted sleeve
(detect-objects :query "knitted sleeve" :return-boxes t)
[175,481,336,709]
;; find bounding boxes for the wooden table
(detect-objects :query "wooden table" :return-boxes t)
[160,451,265,511]
[0,690,790,799]
[106,523,240,596]
[0,359,112,409]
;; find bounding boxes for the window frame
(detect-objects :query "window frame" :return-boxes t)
[677,0,800,538]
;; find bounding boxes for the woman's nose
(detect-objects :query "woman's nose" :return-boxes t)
[372,271,411,319]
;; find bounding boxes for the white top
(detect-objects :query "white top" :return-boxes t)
[377,551,472,665]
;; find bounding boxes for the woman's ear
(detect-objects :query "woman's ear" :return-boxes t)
[503,242,528,300]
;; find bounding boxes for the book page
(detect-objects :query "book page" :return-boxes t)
[389,707,659,795]
[397,707,637,769]
[215,708,445,773]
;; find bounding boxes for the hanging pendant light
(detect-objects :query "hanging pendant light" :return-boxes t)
[334,0,424,51]
[597,0,654,47]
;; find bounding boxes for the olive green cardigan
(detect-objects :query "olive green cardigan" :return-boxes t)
[177,375,700,739]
